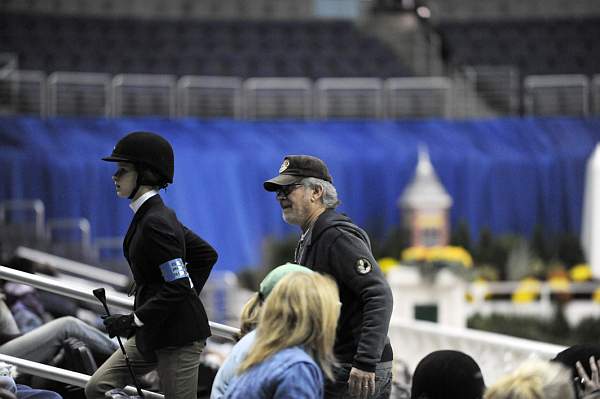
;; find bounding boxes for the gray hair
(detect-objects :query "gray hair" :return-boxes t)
[302,177,340,209]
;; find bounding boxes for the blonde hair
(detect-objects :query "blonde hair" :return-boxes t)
[234,293,262,341]
[484,360,575,399]
[238,272,339,380]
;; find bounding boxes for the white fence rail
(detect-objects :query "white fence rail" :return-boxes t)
[389,319,566,384]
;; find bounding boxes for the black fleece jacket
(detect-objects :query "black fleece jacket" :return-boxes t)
[296,209,393,372]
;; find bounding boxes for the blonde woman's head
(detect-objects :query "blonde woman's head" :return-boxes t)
[238,271,340,379]
[236,263,313,341]
[484,360,575,399]
[235,293,262,341]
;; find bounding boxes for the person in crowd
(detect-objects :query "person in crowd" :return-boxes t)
[264,155,394,398]
[0,298,117,365]
[210,263,313,399]
[222,271,340,399]
[410,350,485,399]
[3,256,86,321]
[86,132,218,399]
[484,360,575,399]
[0,360,62,398]
[553,344,600,399]
[0,388,15,399]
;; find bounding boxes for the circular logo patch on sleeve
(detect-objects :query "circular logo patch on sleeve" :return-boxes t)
[356,258,372,274]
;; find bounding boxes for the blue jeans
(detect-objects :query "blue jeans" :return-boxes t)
[0,316,118,363]
[16,384,62,399]
[325,361,393,399]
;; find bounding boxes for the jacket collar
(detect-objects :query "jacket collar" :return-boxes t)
[124,195,163,253]
[129,190,159,213]
[132,194,162,222]
[309,208,352,244]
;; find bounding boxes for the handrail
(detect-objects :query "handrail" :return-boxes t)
[15,246,130,289]
[0,354,163,398]
[390,319,566,384]
[0,266,240,340]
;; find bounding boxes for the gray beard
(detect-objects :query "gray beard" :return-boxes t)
[282,210,303,226]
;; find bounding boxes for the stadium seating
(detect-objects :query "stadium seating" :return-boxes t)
[0,12,411,79]
[437,18,600,76]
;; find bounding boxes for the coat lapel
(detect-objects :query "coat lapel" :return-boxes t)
[122,195,162,260]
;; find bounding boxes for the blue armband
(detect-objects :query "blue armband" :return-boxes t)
[159,258,189,282]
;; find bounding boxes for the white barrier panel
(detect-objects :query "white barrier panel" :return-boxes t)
[389,319,566,384]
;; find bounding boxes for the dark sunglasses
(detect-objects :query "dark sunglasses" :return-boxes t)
[276,184,303,197]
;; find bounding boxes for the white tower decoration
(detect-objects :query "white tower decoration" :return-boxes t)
[399,145,452,247]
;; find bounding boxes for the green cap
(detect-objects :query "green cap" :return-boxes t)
[259,263,313,299]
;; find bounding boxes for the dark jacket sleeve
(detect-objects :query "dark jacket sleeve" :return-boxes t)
[329,231,393,372]
[183,225,218,295]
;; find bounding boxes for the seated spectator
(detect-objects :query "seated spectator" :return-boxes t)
[553,344,600,399]
[0,388,15,399]
[0,361,62,398]
[3,256,84,322]
[211,263,313,399]
[411,350,485,399]
[484,360,574,399]
[0,298,117,365]
[222,271,339,399]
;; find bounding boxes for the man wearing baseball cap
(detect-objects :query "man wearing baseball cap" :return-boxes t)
[264,155,394,399]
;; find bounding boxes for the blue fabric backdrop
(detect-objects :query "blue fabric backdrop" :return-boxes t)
[1,116,599,272]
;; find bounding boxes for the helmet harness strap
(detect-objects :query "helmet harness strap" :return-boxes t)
[127,163,144,200]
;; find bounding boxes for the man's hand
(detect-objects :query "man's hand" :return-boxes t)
[347,367,375,399]
[102,313,136,338]
[576,356,600,396]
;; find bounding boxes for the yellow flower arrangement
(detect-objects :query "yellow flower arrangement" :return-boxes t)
[570,263,592,282]
[512,277,541,303]
[377,257,399,274]
[593,287,600,303]
[548,275,570,294]
[401,246,473,268]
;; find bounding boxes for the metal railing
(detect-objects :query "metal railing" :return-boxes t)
[243,77,313,119]
[384,77,452,118]
[5,70,600,119]
[0,265,578,387]
[524,74,590,116]
[0,200,46,240]
[15,246,130,290]
[0,354,164,398]
[0,266,240,340]
[0,70,46,116]
[315,77,383,118]
[47,72,111,117]
[177,76,242,118]
[46,218,94,262]
[112,74,176,117]
[593,74,600,115]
